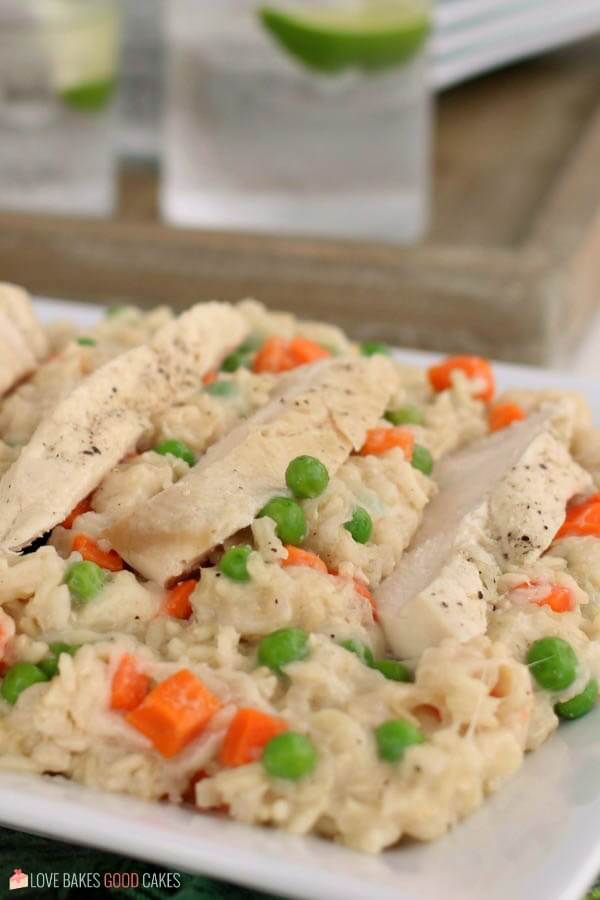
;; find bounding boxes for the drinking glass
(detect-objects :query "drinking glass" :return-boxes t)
[0,0,120,217]
[162,0,432,242]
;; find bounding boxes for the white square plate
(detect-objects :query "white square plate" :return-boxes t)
[1,298,600,900]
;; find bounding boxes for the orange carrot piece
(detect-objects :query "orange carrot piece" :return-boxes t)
[61,497,92,530]
[126,669,222,758]
[163,579,197,619]
[428,355,495,403]
[110,654,151,712]
[288,337,330,365]
[359,427,415,459]
[203,371,217,385]
[253,335,329,373]
[252,336,296,374]
[330,568,379,621]
[535,585,573,613]
[512,580,574,613]
[555,492,600,540]
[218,708,288,767]
[281,545,328,574]
[72,534,124,572]
[353,578,379,621]
[489,402,526,432]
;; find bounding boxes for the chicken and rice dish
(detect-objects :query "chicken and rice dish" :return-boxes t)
[0,283,599,853]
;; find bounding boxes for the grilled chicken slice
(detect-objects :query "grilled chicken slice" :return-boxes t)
[107,355,395,585]
[376,410,592,659]
[0,283,48,361]
[0,302,247,551]
[0,312,37,398]
[0,284,48,398]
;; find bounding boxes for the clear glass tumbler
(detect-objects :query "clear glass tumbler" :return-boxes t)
[162,0,432,242]
[0,0,120,217]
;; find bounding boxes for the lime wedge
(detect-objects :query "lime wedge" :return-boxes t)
[258,3,430,74]
[61,77,116,111]
[39,0,119,111]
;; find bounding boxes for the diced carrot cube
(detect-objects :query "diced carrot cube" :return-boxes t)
[489,402,526,432]
[253,337,297,374]
[72,534,124,572]
[203,371,217,385]
[163,579,197,619]
[219,708,288,767]
[359,427,415,459]
[353,578,379,621]
[428,355,495,403]
[329,568,379,621]
[512,580,574,613]
[110,654,151,712]
[288,337,330,365]
[253,335,329,373]
[61,497,92,530]
[534,585,573,613]
[281,545,328,574]
[126,669,222,758]
[555,492,600,540]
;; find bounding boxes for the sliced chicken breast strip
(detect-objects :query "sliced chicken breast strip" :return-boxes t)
[0,283,48,361]
[0,312,37,398]
[376,409,593,659]
[107,355,395,585]
[0,302,247,551]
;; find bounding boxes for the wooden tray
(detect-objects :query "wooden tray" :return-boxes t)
[1,37,600,366]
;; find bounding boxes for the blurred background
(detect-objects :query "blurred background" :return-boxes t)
[2,0,600,369]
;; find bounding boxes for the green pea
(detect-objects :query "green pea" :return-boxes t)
[555,678,598,720]
[221,350,250,373]
[106,304,126,318]
[238,335,264,353]
[262,732,316,780]
[343,506,373,544]
[218,545,252,582]
[411,445,433,476]
[49,641,79,656]
[38,643,79,679]
[340,639,374,668]
[153,438,196,467]
[257,628,309,672]
[37,658,60,679]
[527,637,578,692]
[360,341,390,357]
[373,659,411,682]
[258,497,307,545]
[285,455,329,499]
[65,560,106,603]
[76,336,96,347]
[205,380,236,397]
[375,719,425,762]
[1,662,48,705]
[385,406,423,426]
